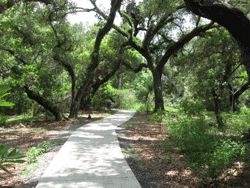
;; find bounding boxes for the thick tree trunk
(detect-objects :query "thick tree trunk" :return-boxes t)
[80,94,92,111]
[69,99,80,118]
[229,93,238,112]
[212,89,224,128]
[69,86,86,118]
[232,97,238,112]
[152,68,165,112]
[24,86,62,121]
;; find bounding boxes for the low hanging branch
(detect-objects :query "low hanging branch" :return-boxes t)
[233,82,250,102]
[0,47,64,121]
[24,85,62,121]
[158,22,214,69]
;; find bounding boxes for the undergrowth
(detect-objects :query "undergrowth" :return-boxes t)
[27,141,53,164]
[151,106,249,182]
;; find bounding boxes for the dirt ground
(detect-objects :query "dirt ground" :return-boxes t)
[0,111,109,187]
[117,112,250,188]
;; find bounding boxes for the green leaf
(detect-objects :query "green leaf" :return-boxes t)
[5,159,26,163]
[0,144,11,158]
[0,164,11,174]
[0,101,14,107]
[7,148,25,159]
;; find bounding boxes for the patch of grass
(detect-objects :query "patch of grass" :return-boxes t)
[6,114,40,125]
[162,154,172,164]
[165,106,181,113]
[21,163,38,177]
[171,115,245,180]
[123,123,134,129]
[23,128,47,134]
[123,148,138,157]
[222,110,250,135]
[21,141,55,177]
[120,101,148,111]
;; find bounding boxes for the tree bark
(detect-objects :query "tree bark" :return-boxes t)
[53,53,76,105]
[69,86,85,118]
[212,89,224,128]
[152,68,165,112]
[80,61,121,111]
[0,48,63,121]
[80,95,92,111]
[24,85,62,121]
[69,0,122,118]
[231,82,250,111]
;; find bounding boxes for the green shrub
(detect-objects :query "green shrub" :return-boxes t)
[0,85,14,108]
[0,84,14,127]
[167,115,246,179]
[223,110,250,135]
[150,111,166,123]
[0,115,7,127]
[92,82,143,110]
[114,89,138,109]
[168,116,217,153]
[92,82,119,109]
[0,144,25,174]
[180,98,205,116]
[27,141,51,164]
[207,140,245,178]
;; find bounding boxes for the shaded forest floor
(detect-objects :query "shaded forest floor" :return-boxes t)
[0,111,110,187]
[117,112,250,188]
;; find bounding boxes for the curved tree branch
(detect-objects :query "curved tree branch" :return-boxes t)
[158,22,214,69]
[184,0,250,82]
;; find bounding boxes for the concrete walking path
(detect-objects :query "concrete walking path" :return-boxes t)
[36,110,141,188]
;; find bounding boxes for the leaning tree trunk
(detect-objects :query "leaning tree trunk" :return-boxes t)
[24,86,62,121]
[152,68,165,112]
[231,82,250,112]
[69,0,122,118]
[80,61,121,111]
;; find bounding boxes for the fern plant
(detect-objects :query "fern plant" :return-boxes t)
[0,144,25,174]
[0,85,25,175]
[0,84,14,107]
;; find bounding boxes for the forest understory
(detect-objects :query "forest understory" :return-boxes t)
[117,112,250,188]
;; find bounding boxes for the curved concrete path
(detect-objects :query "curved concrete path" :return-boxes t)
[36,110,141,188]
